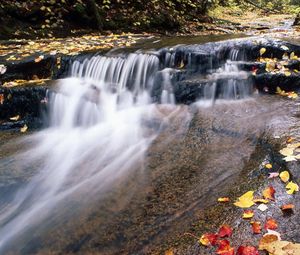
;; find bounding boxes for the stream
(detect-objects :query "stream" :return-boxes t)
[0,35,300,255]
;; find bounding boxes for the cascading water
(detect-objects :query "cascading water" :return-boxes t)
[0,40,256,253]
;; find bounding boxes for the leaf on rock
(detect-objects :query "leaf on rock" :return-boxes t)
[281,204,294,212]
[35,55,44,63]
[259,239,300,255]
[218,224,233,238]
[242,210,254,219]
[268,172,279,179]
[216,240,235,255]
[286,181,299,194]
[236,246,259,255]
[279,171,290,183]
[0,64,7,74]
[20,124,28,133]
[253,198,269,204]
[218,197,230,202]
[257,204,268,211]
[10,115,20,121]
[265,163,272,169]
[264,218,278,230]
[0,94,4,105]
[234,191,255,208]
[263,186,276,201]
[260,48,266,56]
[251,221,261,234]
[279,147,294,157]
[199,233,218,246]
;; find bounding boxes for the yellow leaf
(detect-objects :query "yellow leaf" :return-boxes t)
[20,124,28,133]
[234,191,255,208]
[260,48,266,56]
[9,115,20,121]
[279,147,294,157]
[242,210,254,219]
[218,197,230,202]
[265,163,273,169]
[284,71,291,77]
[286,181,299,194]
[279,171,290,183]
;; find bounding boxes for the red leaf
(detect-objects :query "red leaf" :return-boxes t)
[264,218,278,230]
[199,233,218,246]
[218,224,233,238]
[237,246,259,255]
[216,240,235,255]
[251,221,261,234]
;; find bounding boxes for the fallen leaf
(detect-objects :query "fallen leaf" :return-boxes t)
[20,124,28,133]
[0,64,7,74]
[257,204,268,212]
[263,186,275,201]
[279,171,290,183]
[9,115,20,121]
[218,197,230,202]
[35,55,44,63]
[165,249,174,255]
[217,240,235,255]
[236,246,259,255]
[265,229,281,240]
[253,198,269,204]
[251,221,261,234]
[259,239,300,255]
[234,191,255,208]
[260,48,266,56]
[280,147,294,157]
[286,181,299,194]
[286,137,295,143]
[242,210,254,219]
[280,45,289,51]
[265,163,272,169]
[283,155,297,162]
[268,172,279,179]
[199,233,218,246]
[218,224,233,238]
[0,94,4,104]
[281,204,294,212]
[264,218,278,230]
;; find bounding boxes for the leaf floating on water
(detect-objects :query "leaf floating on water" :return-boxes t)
[263,186,276,201]
[10,115,20,121]
[264,218,278,230]
[260,48,266,56]
[286,181,299,194]
[234,191,255,208]
[20,124,28,133]
[279,171,290,183]
[218,197,230,202]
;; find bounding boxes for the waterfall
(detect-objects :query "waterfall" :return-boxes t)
[0,41,255,253]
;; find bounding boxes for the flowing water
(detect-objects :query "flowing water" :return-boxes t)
[0,38,297,254]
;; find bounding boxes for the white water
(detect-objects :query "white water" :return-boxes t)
[0,53,178,252]
[0,48,253,252]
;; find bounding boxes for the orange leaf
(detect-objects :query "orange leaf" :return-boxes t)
[199,233,218,246]
[251,221,261,234]
[242,210,254,219]
[217,240,235,255]
[264,218,278,230]
[281,204,294,211]
[237,246,259,255]
[218,197,230,202]
[287,137,295,143]
[263,186,275,201]
[218,224,233,238]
